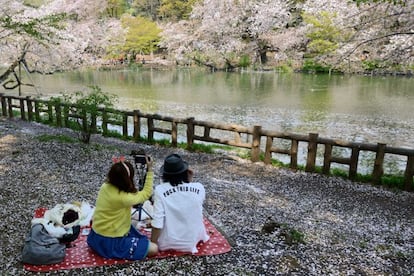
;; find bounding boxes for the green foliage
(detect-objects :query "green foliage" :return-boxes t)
[356,173,373,183]
[238,55,251,68]
[68,86,116,112]
[120,15,161,55]
[302,59,331,73]
[0,13,66,42]
[270,157,287,167]
[380,175,406,190]
[154,138,172,146]
[106,0,128,18]
[278,224,306,245]
[186,143,214,153]
[128,62,144,70]
[362,59,382,71]
[275,64,294,73]
[60,86,118,143]
[130,0,161,20]
[64,119,83,131]
[23,0,45,8]
[130,0,198,21]
[287,228,306,245]
[159,0,198,21]
[274,59,294,73]
[103,129,124,139]
[303,11,346,57]
[308,39,338,56]
[331,168,349,178]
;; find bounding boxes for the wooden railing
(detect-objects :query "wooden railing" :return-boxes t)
[1,93,413,191]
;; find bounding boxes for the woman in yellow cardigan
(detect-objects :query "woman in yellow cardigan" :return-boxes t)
[87,156,158,260]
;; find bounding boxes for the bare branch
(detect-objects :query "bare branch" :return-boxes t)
[0,49,27,84]
[343,31,414,57]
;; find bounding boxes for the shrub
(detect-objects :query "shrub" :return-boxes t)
[59,86,118,143]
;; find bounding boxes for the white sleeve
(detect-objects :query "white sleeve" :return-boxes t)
[151,189,165,229]
[197,183,206,201]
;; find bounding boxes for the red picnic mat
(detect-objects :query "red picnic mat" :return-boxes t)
[24,208,231,272]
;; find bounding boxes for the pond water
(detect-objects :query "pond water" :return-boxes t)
[3,69,414,174]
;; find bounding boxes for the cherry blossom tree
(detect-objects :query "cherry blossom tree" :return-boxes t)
[160,0,412,73]
[1,0,412,77]
[0,0,122,90]
[343,0,414,72]
[22,0,124,70]
[302,0,413,73]
[0,0,66,86]
[160,0,291,70]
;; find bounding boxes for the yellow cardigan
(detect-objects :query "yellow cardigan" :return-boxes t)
[92,172,153,237]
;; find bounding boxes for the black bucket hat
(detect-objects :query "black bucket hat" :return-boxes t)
[161,154,188,175]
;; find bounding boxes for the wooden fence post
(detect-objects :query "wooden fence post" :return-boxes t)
[81,108,87,133]
[372,143,386,185]
[34,101,40,121]
[102,110,108,134]
[186,117,195,150]
[63,105,69,127]
[251,125,262,162]
[47,102,53,123]
[234,129,241,144]
[133,110,141,141]
[148,117,154,141]
[19,98,26,120]
[305,133,318,172]
[27,97,34,121]
[264,136,273,164]
[290,139,298,170]
[0,94,6,116]
[349,146,360,180]
[55,103,62,127]
[7,98,13,118]
[91,112,97,133]
[323,144,332,175]
[122,112,128,138]
[203,126,210,138]
[404,155,414,191]
[171,120,178,147]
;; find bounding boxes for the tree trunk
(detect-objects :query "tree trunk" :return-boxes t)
[0,49,27,86]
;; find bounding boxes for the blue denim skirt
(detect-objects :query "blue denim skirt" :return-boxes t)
[87,225,149,260]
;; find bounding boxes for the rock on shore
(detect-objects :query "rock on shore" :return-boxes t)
[1,117,413,275]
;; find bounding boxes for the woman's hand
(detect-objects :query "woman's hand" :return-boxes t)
[146,155,153,172]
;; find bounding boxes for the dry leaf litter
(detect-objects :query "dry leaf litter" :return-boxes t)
[0,117,413,275]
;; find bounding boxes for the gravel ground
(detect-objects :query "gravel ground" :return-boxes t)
[0,117,413,276]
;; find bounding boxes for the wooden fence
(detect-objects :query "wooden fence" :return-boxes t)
[1,93,413,191]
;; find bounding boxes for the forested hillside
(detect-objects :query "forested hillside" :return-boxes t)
[1,0,413,88]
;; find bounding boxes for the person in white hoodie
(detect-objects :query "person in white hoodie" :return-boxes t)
[151,154,209,253]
